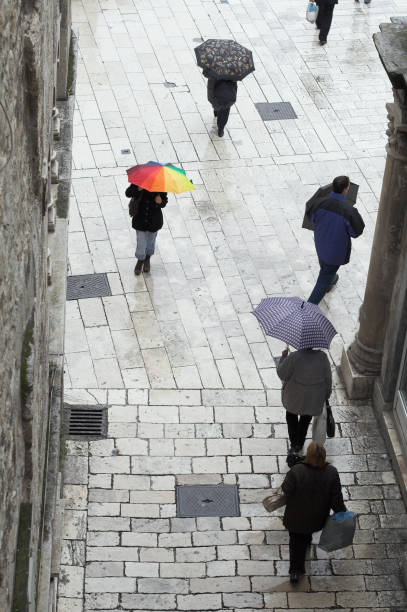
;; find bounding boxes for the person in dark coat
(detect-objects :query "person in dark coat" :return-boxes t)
[125,184,168,275]
[308,175,365,304]
[277,347,332,456]
[313,0,338,45]
[282,442,346,583]
[204,70,237,137]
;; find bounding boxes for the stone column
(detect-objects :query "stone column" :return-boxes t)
[341,22,407,399]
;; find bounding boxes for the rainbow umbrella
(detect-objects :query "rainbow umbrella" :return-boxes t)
[126,161,195,194]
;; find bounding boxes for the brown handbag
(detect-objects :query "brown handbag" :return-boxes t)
[262,487,287,513]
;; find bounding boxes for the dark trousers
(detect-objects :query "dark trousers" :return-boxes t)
[289,532,312,574]
[216,108,230,132]
[286,412,312,449]
[308,258,340,305]
[316,3,335,41]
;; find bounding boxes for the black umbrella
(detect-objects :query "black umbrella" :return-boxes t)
[194,39,255,81]
[302,182,359,231]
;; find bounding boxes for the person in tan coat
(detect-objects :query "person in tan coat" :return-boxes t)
[277,347,332,455]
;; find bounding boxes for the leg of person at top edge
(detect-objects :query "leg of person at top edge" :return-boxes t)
[315,1,336,44]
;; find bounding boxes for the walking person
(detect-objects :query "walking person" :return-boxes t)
[277,347,332,463]
[313,0,338,45]
[204,70,237,137]
[308,175,365,305]
[125,184,168,276]
[282,442,346,583]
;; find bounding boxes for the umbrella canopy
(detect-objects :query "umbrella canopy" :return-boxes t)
[302,182,359,231]
[252,297,337,350]
[126,161,195,194]
[195,39,255,81]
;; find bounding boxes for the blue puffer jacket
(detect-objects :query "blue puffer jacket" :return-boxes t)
[312,193,365,266]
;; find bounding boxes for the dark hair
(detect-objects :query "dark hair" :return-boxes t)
[332,176,350,194]
[305,442,326,468]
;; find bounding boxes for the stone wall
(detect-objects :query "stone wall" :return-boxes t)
[0,0,72,609]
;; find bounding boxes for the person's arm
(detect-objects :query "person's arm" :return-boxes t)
[347,207,365,238]
[154,193,167,208]
[325,355,332,400]
[282,468,297,497]
[330,469,346,513]
[125,184,138,198]
[277,351,294,382]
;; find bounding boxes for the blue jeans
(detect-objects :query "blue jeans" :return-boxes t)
[308,259,340,305]
[135,230,157,261]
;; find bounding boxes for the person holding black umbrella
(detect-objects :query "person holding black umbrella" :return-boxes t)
[204,71,237,137]
[194,39,254,137]
[307,175,365,305]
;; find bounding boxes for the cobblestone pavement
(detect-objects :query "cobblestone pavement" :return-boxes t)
[59,0,407,610]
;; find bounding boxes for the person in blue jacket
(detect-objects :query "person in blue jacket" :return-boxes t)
[308,175,365,305]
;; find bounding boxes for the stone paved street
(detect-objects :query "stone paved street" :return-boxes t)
[59,0,407,610]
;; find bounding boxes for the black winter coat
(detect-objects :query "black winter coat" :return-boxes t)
[125,184,167,233]
[207,77,237,112]
[282,462,346,534]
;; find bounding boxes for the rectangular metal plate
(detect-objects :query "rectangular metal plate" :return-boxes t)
[67,273,111,300]
[255,102,297,121]
[64,404,108,440]
[176,485,239,517]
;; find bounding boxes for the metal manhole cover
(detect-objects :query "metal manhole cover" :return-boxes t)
[64,404,107,439]
[67,273,111,300]
[255,102,297,121]
[176,485,239,517]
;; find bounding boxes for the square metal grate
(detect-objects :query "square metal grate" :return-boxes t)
[64,404,108,439]
[255,102,297,121]
[176,485,240,517]
[67,273,112,300]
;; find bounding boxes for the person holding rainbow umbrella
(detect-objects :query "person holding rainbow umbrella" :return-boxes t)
[125,161,194,276]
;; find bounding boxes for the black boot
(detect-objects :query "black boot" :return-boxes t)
[143,256,151,273]
[134,259,144,276]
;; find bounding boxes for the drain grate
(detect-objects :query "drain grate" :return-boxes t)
[67,273,112,300]
[176,485,239,517]
[64,404,108,439]
[255,102,297,121]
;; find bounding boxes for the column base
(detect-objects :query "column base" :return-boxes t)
[340,347,377,399]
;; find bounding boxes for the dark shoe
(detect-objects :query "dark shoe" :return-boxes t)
[326,274,339,292]
[289,445,301,454]
[320,40,327,46]
[214,110,218,117]
[218,128,224,137]
[134,259,144,276]
[143,256,151,273]
[286,453,304,468]
[290,572,299,584]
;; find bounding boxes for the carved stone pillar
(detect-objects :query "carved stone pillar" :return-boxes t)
[341,22,407,399]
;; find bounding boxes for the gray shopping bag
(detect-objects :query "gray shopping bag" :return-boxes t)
[318,511,357,552]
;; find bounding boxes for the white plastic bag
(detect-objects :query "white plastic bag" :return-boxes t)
[312,404,327,445]
[306,1,319,23]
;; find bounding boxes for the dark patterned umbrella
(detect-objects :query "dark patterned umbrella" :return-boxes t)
[195,39,255,81]
[252,297,337,350]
